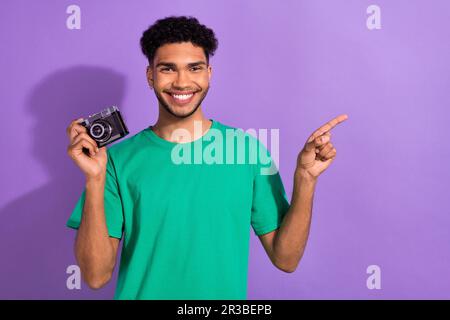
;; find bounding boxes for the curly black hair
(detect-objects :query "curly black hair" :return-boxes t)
[140,16,218,66]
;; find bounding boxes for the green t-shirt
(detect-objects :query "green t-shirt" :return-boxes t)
[66,119,290,300]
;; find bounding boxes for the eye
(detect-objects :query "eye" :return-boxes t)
[160,67,174,73]
[190,66,203,72]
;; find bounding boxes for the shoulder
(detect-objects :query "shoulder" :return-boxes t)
[214,120,262,145]
[214,120,274,174]
[106,128,148,159]
[215,120,269,153]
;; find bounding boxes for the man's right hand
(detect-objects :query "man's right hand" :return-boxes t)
[66,118,108,180]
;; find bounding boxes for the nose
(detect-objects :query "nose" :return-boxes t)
[173,70,190,88]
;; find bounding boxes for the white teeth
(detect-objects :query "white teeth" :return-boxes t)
[172,93,193,100]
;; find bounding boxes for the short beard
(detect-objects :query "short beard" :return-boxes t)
[154,85,210,119]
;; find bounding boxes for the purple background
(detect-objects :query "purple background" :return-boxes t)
[1,0,449,299]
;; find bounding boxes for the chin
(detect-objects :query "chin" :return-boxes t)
[166,106,196,119]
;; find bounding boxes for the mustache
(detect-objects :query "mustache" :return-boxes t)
[163,88,201,93]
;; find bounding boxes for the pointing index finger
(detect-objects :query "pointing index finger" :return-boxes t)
[307,114,348,143]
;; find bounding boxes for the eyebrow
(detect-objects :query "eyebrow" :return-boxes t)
[155,61,207,68]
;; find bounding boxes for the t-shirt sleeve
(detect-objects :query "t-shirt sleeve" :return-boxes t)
[250,140,290,236]
[66,149,124,239]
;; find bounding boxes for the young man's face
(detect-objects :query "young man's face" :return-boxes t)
[147,42,212,119]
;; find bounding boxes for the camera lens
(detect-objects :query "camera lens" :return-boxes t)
[90,120,112,142]
[91,124,104,137]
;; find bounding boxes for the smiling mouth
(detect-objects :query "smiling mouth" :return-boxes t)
[165,91,198,105]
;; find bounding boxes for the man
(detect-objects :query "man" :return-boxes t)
[66,16,348,300]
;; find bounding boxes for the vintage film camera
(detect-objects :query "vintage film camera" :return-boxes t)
[80,106,129,148]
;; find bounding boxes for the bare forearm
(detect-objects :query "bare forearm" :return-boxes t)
[75,176,117,287]
[273,169,317,272]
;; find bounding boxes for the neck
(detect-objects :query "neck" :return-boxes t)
[151,105,212,143]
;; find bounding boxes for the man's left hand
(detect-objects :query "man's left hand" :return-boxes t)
[297,114,349,179]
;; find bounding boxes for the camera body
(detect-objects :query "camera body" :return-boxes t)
[80,106,129,148]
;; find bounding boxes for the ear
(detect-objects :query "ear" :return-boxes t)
[146,65,154,88]
[207,64,212,81]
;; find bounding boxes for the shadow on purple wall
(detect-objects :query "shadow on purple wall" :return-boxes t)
[0,66,126,299]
